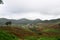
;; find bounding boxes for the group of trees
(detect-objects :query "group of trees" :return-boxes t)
[5,21,12,25]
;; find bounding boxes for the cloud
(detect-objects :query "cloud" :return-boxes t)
[3,0,60,15]
[0,0,60,20]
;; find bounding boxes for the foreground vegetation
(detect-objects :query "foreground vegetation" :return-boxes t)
[0,23,60,40]
[0,30,19,40]
[23,36,60,40]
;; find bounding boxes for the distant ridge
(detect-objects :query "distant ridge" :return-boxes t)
[0,18,60,25]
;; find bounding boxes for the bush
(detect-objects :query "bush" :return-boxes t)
[0,30,19,40]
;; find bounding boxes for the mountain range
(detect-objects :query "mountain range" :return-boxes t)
[0,18,60,25]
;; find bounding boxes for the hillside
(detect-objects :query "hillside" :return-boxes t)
[0,18,60,40]
[0,24,60,40]
[0,26,38,38]
[0,23,60,40]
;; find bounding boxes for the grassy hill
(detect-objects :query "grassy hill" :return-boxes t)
[0,30,19,40]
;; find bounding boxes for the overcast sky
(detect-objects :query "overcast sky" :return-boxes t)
[0,0,60,20]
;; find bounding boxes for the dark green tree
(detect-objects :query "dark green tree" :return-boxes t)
[0,0,3,4]
[5,21,12,25]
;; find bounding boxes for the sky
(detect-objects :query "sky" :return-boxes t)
[0,0,60,20]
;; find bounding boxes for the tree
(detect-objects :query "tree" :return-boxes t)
[5,21,12,25]
[0,0,3,4]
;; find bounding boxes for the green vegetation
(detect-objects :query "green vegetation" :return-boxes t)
[0,30,19,40]
[43,29,60,33]
[0,25,60,40]
[24,36,38,40]
[22,36,60,40]
[38,37,60,40]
